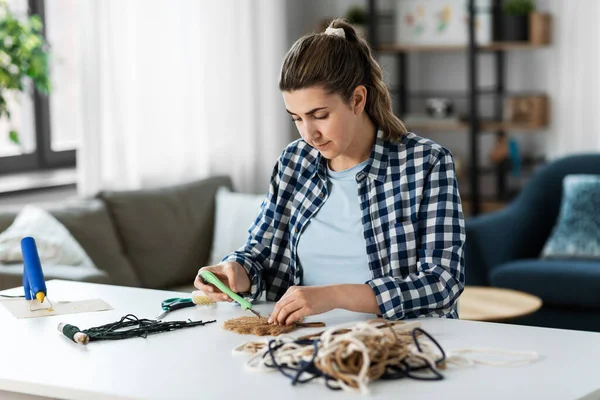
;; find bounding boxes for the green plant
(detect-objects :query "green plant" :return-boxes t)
[0,0,51,145]
[345,6,367,26]
[503,0,535,16]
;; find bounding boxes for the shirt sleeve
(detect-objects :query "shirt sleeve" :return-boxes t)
[367,148,466,320]
[221,157,282,302]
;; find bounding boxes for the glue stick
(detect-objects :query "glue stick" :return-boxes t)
[21,237,47,303]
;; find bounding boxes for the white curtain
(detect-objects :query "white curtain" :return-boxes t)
[76,1,289,196]
[543,0,600,157]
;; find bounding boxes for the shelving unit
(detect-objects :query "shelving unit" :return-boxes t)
[367,0,550,215]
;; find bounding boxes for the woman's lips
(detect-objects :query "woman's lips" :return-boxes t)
[315,141,330,150]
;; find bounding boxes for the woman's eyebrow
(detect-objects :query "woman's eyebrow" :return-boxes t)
[285,107,328,116]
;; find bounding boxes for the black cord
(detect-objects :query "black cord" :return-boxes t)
[265,339,328,385]
[0,294,25,298]
[61,314,216,342]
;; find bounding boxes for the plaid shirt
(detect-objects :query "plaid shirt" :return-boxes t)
[223,132,465,320]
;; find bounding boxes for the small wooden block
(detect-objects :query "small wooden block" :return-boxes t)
[530,13,552,45]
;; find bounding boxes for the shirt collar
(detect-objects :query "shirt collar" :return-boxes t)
[362,130,390,183]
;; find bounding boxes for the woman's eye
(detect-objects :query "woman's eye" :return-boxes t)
[315,114,328,120]
[292,118,301,122]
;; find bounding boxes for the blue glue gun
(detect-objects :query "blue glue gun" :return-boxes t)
[21,237,47,303]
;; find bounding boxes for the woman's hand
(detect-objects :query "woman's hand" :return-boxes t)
[268,286,337,326]
[194,262,251,303]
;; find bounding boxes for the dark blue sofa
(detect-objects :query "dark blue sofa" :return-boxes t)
[465,154,600,332]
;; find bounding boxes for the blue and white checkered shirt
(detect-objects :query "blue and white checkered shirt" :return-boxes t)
[223,131,465,320]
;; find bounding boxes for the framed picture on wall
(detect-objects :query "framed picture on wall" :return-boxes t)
[395,0,492,45]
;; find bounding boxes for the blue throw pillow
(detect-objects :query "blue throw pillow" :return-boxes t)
[542,175,600,259]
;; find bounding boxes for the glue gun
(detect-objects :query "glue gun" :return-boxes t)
[21,237,47,303]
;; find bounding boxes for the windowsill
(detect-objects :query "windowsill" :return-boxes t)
[0,168,77,196]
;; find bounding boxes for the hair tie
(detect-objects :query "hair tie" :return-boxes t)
[324,27,346,39]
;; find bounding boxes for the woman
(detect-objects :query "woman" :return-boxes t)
[195,19,465,326]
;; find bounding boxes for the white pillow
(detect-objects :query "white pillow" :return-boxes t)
[0,205,97,269]
[208,187,265,266]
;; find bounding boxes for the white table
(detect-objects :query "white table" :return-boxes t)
[0,280,599,400]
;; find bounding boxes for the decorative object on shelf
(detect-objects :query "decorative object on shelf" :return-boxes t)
[497,0,535,42]
[425,98,454,119]
[503,95,548,128]
[395,0,492,46]
[508,137,521,177]
[489,132,509,166]
[489,133,520,201]
[345,5,368,39]
[529,12,551,45]
[0,1,51,146]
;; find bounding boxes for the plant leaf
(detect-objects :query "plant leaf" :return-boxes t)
[9,130,20,145]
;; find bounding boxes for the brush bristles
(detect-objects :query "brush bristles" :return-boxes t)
[192,294,215,306]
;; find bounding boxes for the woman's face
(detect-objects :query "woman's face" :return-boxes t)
[283,86,360,162]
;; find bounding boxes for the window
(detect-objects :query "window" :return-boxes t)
[0,0,77,175]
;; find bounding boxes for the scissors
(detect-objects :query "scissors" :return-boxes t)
[155,297,196,320]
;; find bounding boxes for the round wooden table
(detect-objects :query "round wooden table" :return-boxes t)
[458,286,543,322]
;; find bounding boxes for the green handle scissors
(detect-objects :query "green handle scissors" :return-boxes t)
[155,297,195,320]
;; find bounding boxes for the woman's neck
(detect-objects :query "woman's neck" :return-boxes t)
[328,116,377,172]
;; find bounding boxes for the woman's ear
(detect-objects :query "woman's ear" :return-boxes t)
[352,85,368,114]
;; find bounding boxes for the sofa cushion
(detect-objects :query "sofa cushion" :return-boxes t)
[0,264,110,292]
[52,200,141,287]
[0,200,140,288]
[542,174,600,259]
[208,187,264,266]
[98,176,233,289]
[489,259,600,308]
[0,205,97,268]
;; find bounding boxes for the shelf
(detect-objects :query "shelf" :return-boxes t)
[378,42,549,53]
[390,89,547,98]
[405,121,548,132]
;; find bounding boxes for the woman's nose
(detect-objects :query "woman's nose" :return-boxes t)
[300,120,320,141]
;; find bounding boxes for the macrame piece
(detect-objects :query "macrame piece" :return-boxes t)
[223,316,325,336]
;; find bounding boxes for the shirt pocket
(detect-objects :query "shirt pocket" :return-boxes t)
[385,220,419,278]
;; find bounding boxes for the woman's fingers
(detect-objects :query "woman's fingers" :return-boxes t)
[274,300,302,326]
[284,309,306,326]
[277,302,302,326]
[222,263,238,293]
[194,267,232,302]
[194,274,214,293]
[269,293,296,324]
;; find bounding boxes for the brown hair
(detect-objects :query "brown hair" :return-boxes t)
[279,18,407,142]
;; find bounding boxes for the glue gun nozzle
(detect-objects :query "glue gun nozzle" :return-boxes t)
[35,292,45,303]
